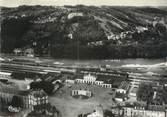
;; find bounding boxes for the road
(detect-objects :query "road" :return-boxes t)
[13,109,31,117]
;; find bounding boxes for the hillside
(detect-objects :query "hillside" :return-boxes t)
[1,5,167,59]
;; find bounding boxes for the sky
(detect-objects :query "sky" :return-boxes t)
[0,0,167,7]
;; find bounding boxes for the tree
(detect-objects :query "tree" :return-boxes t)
[137,83,154,103]
[10,95,23,108]
[30,81,54,95]
[162,86,167,104]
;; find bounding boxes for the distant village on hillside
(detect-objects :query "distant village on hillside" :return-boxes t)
[1,6,167,59]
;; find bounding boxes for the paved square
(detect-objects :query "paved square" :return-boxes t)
[49,83,116,117]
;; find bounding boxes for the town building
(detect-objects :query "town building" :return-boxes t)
[128,72,159,87]
[115,92,127,102]
[13,48,34,57]
[13,48,22,55]
[0,71,12,79]
[71,89,92,98]
[0,82,49,111]
[28,90,49,111]
[128,87,138,100]
[67,12,83,19]
[124,106,167,117]
[68,33,73,39]
[114,81,130,102]
[24,48,34,57]
[116,81,130,94]
[87,41,104,46]
[0,82,29,109]
[87,105,104,117]
[80,69,128,79]
[75,74,112,88]
[65,79,75,84]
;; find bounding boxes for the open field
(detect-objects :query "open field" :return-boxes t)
[49,83,116,117]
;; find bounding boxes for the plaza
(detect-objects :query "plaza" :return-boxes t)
[49,83,116,117]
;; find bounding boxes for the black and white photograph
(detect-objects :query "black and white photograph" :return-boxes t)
[0,0,167,117]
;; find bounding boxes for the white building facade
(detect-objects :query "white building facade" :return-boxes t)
[28,90,49,110]
[71,90,92,98]
[124,107,167,117]
[75,74,112,88]
[0,72,12,79]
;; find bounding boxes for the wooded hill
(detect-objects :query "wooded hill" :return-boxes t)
[1,5,167,59]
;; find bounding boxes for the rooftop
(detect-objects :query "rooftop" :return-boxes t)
[0,82,48,97]
[0,71,12,76]
[130,87,138,93]
[119,81,130,90]
[29,89,47,98]
[96,75,126,85]
[115,92,126,98]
